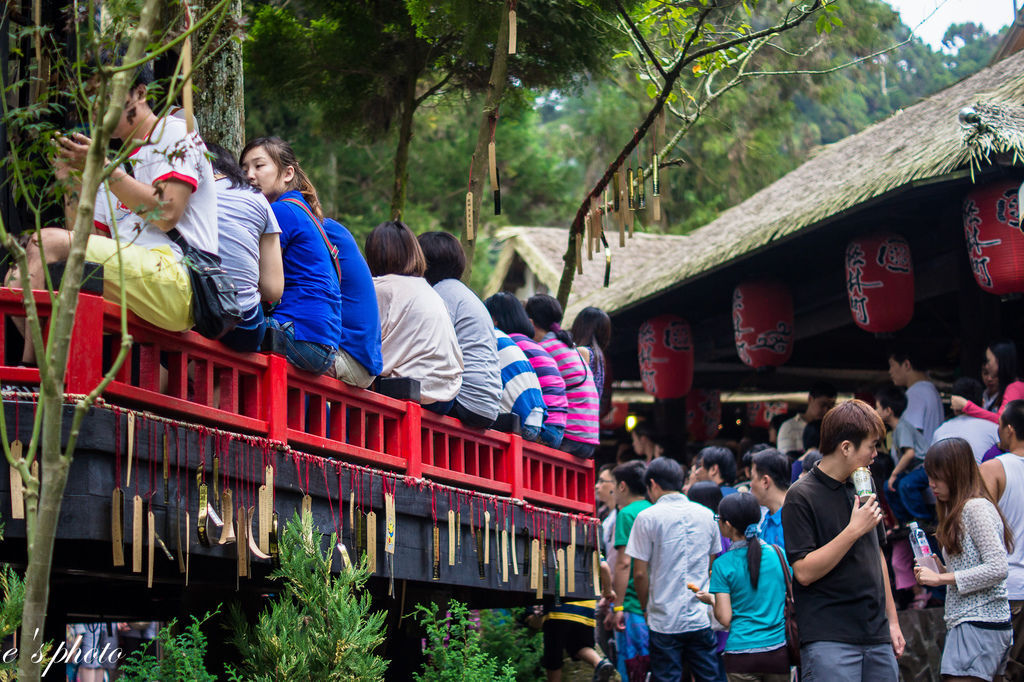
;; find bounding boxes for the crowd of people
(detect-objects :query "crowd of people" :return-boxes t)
[21,66,616,456]
[573,344,1024,682]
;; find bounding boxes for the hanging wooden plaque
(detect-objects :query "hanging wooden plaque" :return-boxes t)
[218,490,235,545]
[366,510,378,573]
[131,494,143,573]
[592,550,601,597]
[508,9,517,54]
[447,509,456,566]
[557,548,566,597]
[248,507,270,559]
[511,520,519,575]
[484,510,491,565]
[126,413,135,487]
[111,487,124,567]
[465,192,475,241]
[384,492,396,555]
[529,538,540,591]
[567,522,576,594]
[147,505,155,588]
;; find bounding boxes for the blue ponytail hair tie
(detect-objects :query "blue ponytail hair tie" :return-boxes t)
[744,523,760,539]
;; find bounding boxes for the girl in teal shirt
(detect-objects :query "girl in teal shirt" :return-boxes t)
[697,492,790,681]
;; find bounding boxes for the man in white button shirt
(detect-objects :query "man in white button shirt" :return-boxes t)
[625,457,724,682]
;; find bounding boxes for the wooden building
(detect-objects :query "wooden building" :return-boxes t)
[494,49,1024,400]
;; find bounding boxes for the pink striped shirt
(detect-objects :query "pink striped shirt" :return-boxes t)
[540,334,600,445]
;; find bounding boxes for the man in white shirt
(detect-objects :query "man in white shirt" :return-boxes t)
[625,458,724,682]
[776,382,837,454]
[888,348,943,442]
[22,63,215,334]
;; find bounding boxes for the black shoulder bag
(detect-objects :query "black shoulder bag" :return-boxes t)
[167,228,242,339]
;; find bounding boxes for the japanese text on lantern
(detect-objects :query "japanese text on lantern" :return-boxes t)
[638,318,691,395]
[638,322,657,394]
[963,198,1001,290]
[732,289,792,364]
[845,243,882,325]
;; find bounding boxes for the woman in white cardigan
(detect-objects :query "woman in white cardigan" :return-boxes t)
[915,437,1013,682]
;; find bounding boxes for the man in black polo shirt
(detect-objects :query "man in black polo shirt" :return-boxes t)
[781,399,905,681]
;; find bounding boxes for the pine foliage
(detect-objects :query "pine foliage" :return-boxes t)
[227,513,388,681]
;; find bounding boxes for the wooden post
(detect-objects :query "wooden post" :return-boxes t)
[402,402,423,478]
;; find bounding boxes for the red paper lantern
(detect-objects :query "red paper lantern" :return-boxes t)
[686,389,721,442]
[747,401,788,429]
[732,280,794,368]
[638,315,693,399]
[963,180,1024,295]
[844,233,914,333]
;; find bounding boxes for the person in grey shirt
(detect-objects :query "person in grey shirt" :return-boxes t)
[418,231,501,429]
[625,457,724,682]
[207,143,283,352]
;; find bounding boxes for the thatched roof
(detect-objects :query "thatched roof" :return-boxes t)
[491,49,1024,321]
[485,226,693,321]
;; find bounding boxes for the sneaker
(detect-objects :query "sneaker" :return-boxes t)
[593,658,614,682]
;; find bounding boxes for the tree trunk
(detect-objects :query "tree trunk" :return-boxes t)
[390,70,418,221]
[460,9,510,284]
[193,0,245,155]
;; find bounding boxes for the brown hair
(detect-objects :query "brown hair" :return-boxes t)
[239,136,324,220]
[365,221,426,277]
[818,399,885,456]
[924,437,1013,555]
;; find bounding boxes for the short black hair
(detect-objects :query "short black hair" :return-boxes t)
[809,381,837,399]
[1001,400,1024,441]
[206,142,251,190]
[613,460,647,496]
[875,385,908,418]
[644,457,684,493]
[888,345,924,371]
[418,231,466,285]
[951,376,984,406]
[687,481,723,513]
[698,445,737,485]
[751,448,791,491]
[485,292,534,337]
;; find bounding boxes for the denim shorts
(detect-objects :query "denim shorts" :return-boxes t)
[265,317,335,375]
[537,423,565,448]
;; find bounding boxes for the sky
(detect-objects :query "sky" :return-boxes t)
[884,0,1015,49]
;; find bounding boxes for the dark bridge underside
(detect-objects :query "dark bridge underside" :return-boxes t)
[0,403,599,622]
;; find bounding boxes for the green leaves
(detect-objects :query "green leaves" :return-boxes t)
[816,3,844,34]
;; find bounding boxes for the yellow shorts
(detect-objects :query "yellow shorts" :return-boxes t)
[85,235,193,332]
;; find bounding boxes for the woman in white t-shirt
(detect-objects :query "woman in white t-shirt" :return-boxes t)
[364,221,462,411]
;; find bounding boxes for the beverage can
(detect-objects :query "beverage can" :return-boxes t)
[852,467,873,499]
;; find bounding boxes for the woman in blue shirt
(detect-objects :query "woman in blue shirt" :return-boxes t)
[240,137,341,374]
[696,492,790,681]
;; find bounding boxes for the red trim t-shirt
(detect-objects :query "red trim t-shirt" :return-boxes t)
[93,112,217,258]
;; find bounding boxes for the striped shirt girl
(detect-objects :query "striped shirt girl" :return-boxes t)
[539,333,600,446]
[495,329,547,432]
[510,333,568,431]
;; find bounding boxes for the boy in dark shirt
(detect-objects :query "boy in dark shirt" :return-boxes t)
[781,399,905,681]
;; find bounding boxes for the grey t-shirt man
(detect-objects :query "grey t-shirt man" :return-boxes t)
[624,491,721,634]
[891,417,930,468]
[215,177,280,311]
[433,278,502,421]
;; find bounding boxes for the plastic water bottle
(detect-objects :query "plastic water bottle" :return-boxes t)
[909,522,940,572]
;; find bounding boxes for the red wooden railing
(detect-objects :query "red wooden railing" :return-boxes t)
[0,289,595,513]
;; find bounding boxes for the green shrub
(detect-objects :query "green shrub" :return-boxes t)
[119,613,218,682]
[412,600,516,682]
[479,609,544,681]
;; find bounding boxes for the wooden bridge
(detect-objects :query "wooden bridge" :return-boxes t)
[0,289,599,672]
